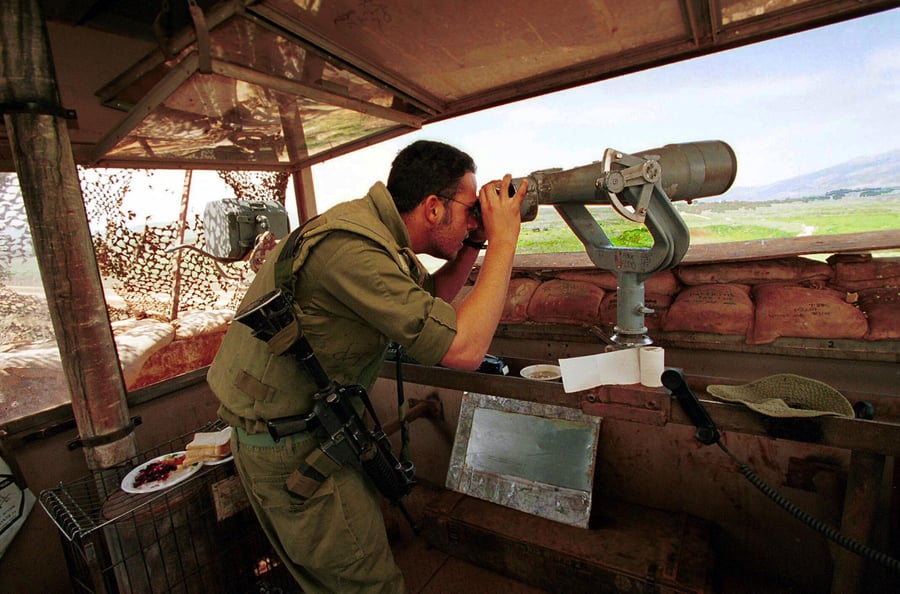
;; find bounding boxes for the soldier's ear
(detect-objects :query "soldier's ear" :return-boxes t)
[423,193,445,224]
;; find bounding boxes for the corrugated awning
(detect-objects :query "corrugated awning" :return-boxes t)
[3,0,895,171]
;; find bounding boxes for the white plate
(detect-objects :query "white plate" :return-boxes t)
[121,451,203,494]
[520,364,562,381]
[203,454,234,467]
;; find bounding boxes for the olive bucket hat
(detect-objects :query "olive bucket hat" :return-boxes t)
[706,374,854,418]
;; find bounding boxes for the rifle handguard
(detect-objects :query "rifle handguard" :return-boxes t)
[361,433,415,501]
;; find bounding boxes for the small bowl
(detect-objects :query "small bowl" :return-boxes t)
[520,364,561,381]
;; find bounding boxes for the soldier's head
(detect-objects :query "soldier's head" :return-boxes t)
[387,140,476,214]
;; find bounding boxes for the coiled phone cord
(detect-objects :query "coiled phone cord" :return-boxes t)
[715,439,900,573]
[661,368,900,574]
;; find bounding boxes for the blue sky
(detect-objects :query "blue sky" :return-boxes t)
[308,8,900,212]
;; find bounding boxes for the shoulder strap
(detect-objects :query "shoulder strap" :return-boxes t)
[273,214,328,294]
[272,216,413,462]
[274,226,305,295]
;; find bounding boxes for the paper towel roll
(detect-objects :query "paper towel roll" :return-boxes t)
[639,346,665,387]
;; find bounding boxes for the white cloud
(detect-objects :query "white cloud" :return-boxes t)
[865,45,900,76]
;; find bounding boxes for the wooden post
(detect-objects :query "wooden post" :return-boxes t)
[170,170,193,320]
[279,102,317,222]
[830,451,885,594]
[291,165,317,222]
[0,0,137,468]
[282,56,321,223]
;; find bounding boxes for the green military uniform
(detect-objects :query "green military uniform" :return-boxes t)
[208,182,458,593]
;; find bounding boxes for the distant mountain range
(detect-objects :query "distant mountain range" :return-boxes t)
[717,148,900,202]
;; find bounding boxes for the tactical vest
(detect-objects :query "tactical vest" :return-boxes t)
[208,188,429,435]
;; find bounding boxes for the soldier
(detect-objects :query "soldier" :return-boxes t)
[208,140,526,593]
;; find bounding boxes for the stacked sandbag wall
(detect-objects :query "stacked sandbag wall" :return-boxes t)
[491,254,899,344]
[0,311,232,422]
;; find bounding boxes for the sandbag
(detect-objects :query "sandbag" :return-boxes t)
[827,254,900,291]
[526,279,605,325]
[111,319,176,388]
[0,343,61,371]
[172,309,234,340]
[554,269,618,290]
[555,269,680,295]
[132,331,226,389]
[502,277,541,323]
[749,284,868,345]
[857,287,900,341]
[662,284,754,335]
[675,257,832,286]
[644,271,681,296]
[832,277,900,291]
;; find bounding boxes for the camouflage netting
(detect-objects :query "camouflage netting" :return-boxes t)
[0,173,30,282]
[0,169,289,343]
[86,168,289,320]
[218,170,289,204]
[0,174,54,344]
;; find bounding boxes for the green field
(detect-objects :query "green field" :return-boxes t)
[4,193,899,287]
[516,193,900,254]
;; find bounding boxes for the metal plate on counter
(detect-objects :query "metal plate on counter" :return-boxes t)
[446,392,602,528]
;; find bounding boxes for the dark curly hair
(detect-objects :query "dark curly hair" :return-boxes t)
[387,140,476,213]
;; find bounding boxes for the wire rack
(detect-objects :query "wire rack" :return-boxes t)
[39,422,299,594]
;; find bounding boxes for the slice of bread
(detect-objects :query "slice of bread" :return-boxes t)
[184,427,232,465]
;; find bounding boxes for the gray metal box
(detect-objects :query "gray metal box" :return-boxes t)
[202,199,290,260]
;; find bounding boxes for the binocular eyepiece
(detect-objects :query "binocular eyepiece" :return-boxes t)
[473,181,538,222]
[499,183,518,198]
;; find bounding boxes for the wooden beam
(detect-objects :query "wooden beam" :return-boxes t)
[507,230,900,270]
[0,0,136,468]
[170,170,193,320]
[89,52,199,165]
[95,0,252,102]
[378,362,900,457]
[245,3,443,114]
[280,53,322,222]
[211,59,425,128]
[681,230,900,264]
[831,450,885,594]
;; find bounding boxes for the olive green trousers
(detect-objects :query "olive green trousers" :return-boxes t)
[232,431,405,593]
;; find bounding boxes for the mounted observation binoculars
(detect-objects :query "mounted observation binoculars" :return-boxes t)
[497,140,736,223]
[511,140,737,347]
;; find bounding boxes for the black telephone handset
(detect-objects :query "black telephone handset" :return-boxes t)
[662,368,720,445]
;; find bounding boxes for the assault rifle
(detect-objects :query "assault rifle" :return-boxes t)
[233,289,417,531]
